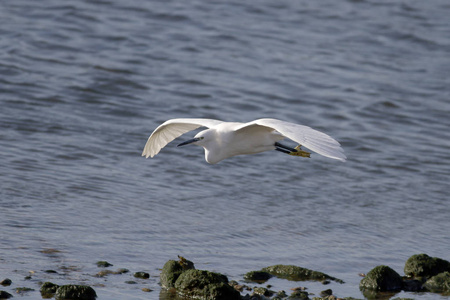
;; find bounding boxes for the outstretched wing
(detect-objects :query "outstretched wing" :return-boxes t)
[142,118,223,158]
[237,118,346,161]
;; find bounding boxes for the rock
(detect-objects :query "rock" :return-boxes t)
[133,271,150,279]
[261,265,344,284]
[423,271,450,293]
[96,270,115,277]
[15,287,34,295]
[55,285,97,300]
[276,290,288,298]
[174,269,240,300]
[160,259,195,288]
[229,280,251,292]
[0,291,13,299]
[178,255,195,270]
[0,279,12,286]
[96,261,113,268]
[320,288,333,297]
[244,271,273,283]
[40,282,59,295]
[359,265,402,292]
[96,268,129,277]
[404,254,450,278]
[115,268,129,274]
[402,278,422,292]
[288,289,309,299]
[253,286,275,297]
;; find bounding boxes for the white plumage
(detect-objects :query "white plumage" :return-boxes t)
[142,118,346,164]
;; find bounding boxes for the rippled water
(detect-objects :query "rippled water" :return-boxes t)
[1,0,449,299]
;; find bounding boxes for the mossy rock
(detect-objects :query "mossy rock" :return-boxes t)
[261,265,344,283]
[40,281,60,295]
[96,261,113,268]
[174,269,240,300]
[423,271,450,293]
[244,270,273,283]
[160,259,195,288]
[404,254,450,278]
[55,285,97,300]
[359,265,402,292]
[253,286,275,297]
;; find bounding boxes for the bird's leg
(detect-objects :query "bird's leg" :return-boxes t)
[275,142,310,158]
[290,145,311,158]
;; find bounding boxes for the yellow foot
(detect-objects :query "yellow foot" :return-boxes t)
[288,145,311,158]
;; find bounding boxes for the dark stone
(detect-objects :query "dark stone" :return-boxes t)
[320,288,333,297]
[261,265,344,283]
[404,254,450,278]
[133,271,150,279]
[0,279,12,286]
[55,285,97,300]
[359,265,402,292]
[174,269,240,300]
[96,261,113,268]
[160,259,195,288]
[402,278,423,292]
[0,291,13,299]
[244,271,273,283]
[423,271,450,293]
[40,281,59,295]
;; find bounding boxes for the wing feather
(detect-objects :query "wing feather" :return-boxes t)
[142,118,223,158]
[238,118,346,161]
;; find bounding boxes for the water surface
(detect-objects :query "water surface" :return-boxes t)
[1,0,449,299]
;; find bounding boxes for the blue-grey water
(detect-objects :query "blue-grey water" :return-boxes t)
[1,1,449,299]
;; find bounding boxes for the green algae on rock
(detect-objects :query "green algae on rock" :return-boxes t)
[54,285,97,300]
[359,265,402,292]
[404,254,450,278]
[40,281,59,296]
[423,271,450,293]
[174,269,240,300]
[261,265,344,284]
[160,258,195,288]
[96,261,113,268]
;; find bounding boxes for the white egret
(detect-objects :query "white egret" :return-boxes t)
[142,118,346,164]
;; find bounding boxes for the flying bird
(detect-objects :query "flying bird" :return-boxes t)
[142,118,346,164]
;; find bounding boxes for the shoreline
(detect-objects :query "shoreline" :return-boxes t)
[1,254,449,299]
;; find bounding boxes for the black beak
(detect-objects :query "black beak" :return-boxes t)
[177,138,201,147]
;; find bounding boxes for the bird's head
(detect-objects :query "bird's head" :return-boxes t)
[177,130,209,147]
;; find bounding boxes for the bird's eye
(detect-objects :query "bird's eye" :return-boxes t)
[199,137,204,140]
